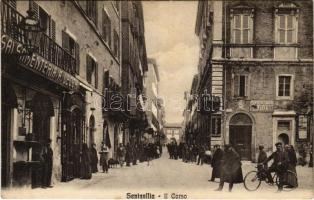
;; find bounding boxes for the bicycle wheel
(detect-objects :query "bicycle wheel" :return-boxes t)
[244,171,261,191]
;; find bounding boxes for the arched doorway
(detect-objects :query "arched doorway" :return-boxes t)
[278,133,289,145]
[89,115,95,147]
[1,82,18,187]
[229,113,253,160]
[61,92,85,182]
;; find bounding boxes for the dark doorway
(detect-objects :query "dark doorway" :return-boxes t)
[278,133,289,145]
[229,113,253,160]
[31,93,54,188]
[1,82,17,188]
[61,93,85,182]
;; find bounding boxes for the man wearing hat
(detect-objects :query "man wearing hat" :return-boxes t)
[263,142,288,191]
[209,144,223,182]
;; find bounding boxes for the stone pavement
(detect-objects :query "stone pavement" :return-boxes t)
[2,151,313,199]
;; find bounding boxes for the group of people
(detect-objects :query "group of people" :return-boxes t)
[167,142,210,165]
[209,144,243,192]
[258,142,299,191]
[209,142,301,192]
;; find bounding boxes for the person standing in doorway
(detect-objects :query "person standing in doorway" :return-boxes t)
[42,139,53,188]
[90,143,98,173]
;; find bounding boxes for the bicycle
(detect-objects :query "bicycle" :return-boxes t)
[244,164,298,191]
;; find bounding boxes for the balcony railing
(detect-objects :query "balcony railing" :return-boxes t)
[1,2,76,75]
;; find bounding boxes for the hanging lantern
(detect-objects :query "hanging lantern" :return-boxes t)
[18,5,43,54]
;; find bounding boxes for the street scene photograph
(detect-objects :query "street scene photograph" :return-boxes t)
[1,0,313,199]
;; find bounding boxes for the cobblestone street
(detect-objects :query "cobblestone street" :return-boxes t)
[2,150,313,199]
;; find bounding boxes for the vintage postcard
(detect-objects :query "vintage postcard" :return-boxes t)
[1,0,313,199]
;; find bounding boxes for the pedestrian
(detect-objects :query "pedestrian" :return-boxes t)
[197,145,204,165]
[210,145,223,182]
[285,145,298,188]
[216,144,243,192]
[125,143,132,167]
[132,144,138,165]
[90,143,98,173]
[42,139,53,188]
[309,143,313,167]
[99,147,109,173]
[117,143,125,167]
[263,142,288,191]
[257,145,268,172]
[81,143,92,179]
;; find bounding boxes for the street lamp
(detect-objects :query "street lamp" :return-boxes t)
[18,3,43,54]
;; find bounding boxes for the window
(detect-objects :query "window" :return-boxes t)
[31,2,56,41]
[86,1,97,25]
[211,116,221,137]
[86,55,98,88]
[234,74,249,98]
[102,10,111,46]
[232,14,252,44]
[278,76,291,96]
[114,30,119,58]
[114,1,120,13]
[276,14,296,44]
[278,121,291,130]
[62,31,80,74]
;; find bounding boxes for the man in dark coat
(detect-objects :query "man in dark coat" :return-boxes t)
[263,142,288,191]
[125,143,132,167]
[257,145,267,164]
[90,143,98,173]
[216,144,243,192]
[81,143,92,179]
[210,145,223,182]
[42,139,53,188]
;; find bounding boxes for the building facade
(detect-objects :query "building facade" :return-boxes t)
[144,58,162,142]
[193,0,313,161]
[164,123,184,144]
[121,1,148,147]
[1,0,121,187]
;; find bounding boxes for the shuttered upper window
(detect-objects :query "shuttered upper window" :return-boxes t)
[31,2,56,41]
[232,14,252,44]
[113,30,119,58]
[86,55,98,88]
[62,31,80,74]
[102,10,111,47]
[276,14,297,44]
[234,74,249,98]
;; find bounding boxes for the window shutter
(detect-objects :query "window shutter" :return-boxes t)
[62,30,69,51]
[245,75,250,98]
[31,1,39,19]
[6,0,16,9]
[95,62,98,89]
[234,74,239,97]
[75,42,80,74]
[50,19,56,41]
[86,55,91,84]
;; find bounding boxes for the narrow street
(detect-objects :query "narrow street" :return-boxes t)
[2,149,313,199]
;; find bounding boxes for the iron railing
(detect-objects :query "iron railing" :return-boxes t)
[1,2,76,75]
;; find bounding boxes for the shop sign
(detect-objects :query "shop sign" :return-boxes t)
[1,34,79,91]
[250,100,274,112]
[298,115,308,140]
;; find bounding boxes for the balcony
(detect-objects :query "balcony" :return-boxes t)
[1,2,76,75]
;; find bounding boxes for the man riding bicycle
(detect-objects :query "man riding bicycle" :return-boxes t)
[263,142,288,191]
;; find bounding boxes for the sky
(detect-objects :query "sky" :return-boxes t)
[143,1,199,124]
